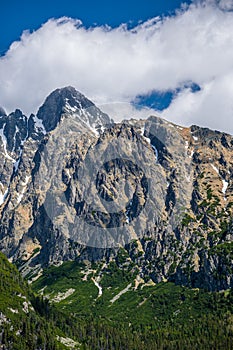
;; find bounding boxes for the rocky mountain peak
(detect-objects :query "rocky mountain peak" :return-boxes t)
[37,86,112,133]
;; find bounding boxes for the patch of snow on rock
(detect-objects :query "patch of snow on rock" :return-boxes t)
[0,126,15,162]
[0,188,9,206]
[211,164,219,174]
[92,278,102,297]
[222,179,228,200]
[17,175,30,204]
[33,115,46,134]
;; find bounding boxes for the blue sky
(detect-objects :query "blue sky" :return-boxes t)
[1,0,190,55]
[0,0,192,115]
[1,0,233,133]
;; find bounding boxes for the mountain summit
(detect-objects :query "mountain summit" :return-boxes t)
[37,86,112,132]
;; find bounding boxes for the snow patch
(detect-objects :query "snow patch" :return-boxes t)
[143,135,151,144]
[65,168,72,179]
[193,136,198,141]
[17,175,30,204]
[140,126,145,136]
[0,188,9,206]
[80,108,99,135]
[13,158,21,172]
[125,211,130,224]
[211,164,219,174]
[210,164,228,200]
[0,126,15,162]
[222,179,228,198]
[64,102,77,113]
[92,278,102,297]
[33,115,46,134]
[64,101,100,136]
[189,149,194,159]
[151,144,158,161]
[12,125,19,151]
[140,128,158,162]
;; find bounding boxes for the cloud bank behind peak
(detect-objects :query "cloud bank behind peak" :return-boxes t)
[1,1,233,133]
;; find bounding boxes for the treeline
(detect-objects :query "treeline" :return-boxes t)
[30,294,233,350]
[1,291,233,350]
[0,315,63,350]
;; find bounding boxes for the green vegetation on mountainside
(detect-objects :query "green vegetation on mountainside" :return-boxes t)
[0,249,233,350]
[0,252,78,349]
[32,257,233,349]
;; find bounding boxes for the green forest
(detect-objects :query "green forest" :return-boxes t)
[0,252,233,349]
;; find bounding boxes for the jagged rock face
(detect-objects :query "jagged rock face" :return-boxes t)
[0,86,233,291]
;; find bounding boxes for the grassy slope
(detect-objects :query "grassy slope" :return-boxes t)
[32,258,233,349]
[1,249,232,349]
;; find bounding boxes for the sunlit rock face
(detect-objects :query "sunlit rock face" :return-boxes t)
[0,86,233,291]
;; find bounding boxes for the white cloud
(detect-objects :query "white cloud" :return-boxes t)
[0,1,233,133]
[203,0,233,10]
[99,102,161,122]
[219,0,233,10]
[162,74,233,132]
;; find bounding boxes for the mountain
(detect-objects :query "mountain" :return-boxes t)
[0,86,233,293]
[1,87,233,349]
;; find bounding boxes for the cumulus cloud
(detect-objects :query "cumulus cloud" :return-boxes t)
[0,1,233,133]
[201,0,233,10]
[99,102,160,123]
[219,0,233,10]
